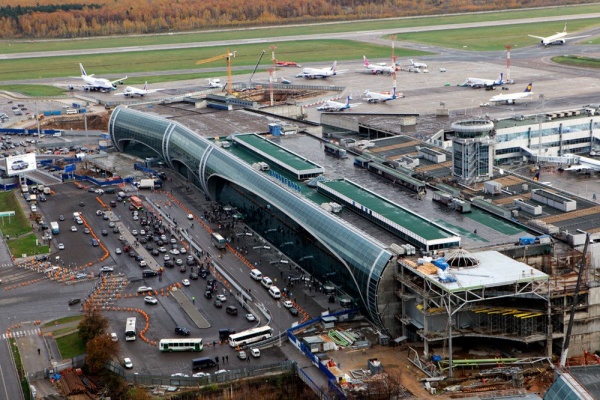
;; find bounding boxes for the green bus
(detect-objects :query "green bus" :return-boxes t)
[159,338,203,352]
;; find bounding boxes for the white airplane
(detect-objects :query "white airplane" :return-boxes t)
[459,73,504,88]
[409,59,428,69]
[114,82,164,97]
[296,62,339,79]
[364,84,403,103]
[362,56,396,75]
[489,83,533,104]
[563,154,600,172]
[69,63,127,92]
[207,78,224,88]
[528,23,590,46]
[316,96,356,112]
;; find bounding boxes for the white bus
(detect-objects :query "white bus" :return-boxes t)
[158,338,203,352]
[228,326,273,348]
[125,317,137,342]
[211,232,227,250]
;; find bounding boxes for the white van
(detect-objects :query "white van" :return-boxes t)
[250,269,263,281]
[65,109,77,115]
[261,276,273,289]
[268,286,281,299]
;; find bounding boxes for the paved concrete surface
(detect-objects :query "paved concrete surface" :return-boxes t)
[170,286,211,329]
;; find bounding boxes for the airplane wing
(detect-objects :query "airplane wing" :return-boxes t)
[528,35,545,40]
[109,76,128,85]
[146,88,165,94]
[565,35,591,41]
[563,164,596,171]
[113,92,129,96]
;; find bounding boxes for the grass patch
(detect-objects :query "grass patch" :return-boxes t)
[0,39,429,81]
[52,326,79,337]
[0,191,32,238]
[390,18,600,51]
[0,84,67,96]
[7,233,50,258]
[551,55,600,68]
[10,338,31,400]
[0,4,598,54]
[43,315,82,328]
[55,331,86,359]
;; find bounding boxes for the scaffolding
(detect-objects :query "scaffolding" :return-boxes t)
[395,255,551,378]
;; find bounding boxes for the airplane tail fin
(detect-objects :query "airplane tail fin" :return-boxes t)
[563,23,567,33]
[497,73,503,84]
[524,83,533,92]
[143,82,148,91]
[331,61,337,71]
[409,59,414,65]
[80,63,87,76]
[363,56,369,66]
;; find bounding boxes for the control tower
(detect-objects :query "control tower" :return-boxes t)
[450,119,495,184]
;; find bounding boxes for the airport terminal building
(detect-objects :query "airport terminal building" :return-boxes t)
[108,107,397,330]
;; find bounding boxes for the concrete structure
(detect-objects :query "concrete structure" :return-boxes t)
[450,119,495,184]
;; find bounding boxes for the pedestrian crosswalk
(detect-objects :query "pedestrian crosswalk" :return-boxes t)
[2,329,41,340]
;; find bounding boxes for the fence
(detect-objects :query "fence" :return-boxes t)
[107,360,296,387]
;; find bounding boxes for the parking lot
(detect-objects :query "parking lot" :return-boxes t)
[12,179,304,375]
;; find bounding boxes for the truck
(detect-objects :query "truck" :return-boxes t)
[43,187,51,195]
[130,195,143,209]
[20,184,29,194]
[138,179,155,190]
[50,221,59,235]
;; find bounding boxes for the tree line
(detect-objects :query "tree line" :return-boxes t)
[0,0,588,38]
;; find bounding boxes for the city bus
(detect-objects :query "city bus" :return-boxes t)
[130,195,144,209]
[125,317,137,341]
[158,338,203,352]
[228,326,273,348]
[211,232,227,250]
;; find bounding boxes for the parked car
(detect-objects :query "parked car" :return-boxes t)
[123,357,133,369]
[245,313,256,322]
[68,298,81,306]
[137,286,153,293]
[144,296,158,305]
[99,266,114,273]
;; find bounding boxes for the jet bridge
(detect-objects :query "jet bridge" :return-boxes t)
[520,147,579,164]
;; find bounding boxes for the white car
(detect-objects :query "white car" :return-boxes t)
[170,238,177,244]
[144,296,158,304]
[58,243,65,250]
[182,279,190,286]
[214,369,229,375]
[171,373,189,377]
[133,215,139,221]
[179,247,187,254]
[187,214,194,220]
[115,248,122,255]
[192,372,210,378]
[70,226,77,232]
[250,348,260,358]
[245,313,256,322]
[99,266,114,273]
[137,286,153,293]
[132,230,138,236]
[160,235,167,241]
[216,294,227,302]
[123,357,133,369]
[238,351,247,360]
[169,248,180,255]
[158,247,167,253]
[95,189,104,194]
[139,260,147,267]
[110,332,118,342]
[282,300,293,308]
[164,255,171,261]
[140,229,146,235]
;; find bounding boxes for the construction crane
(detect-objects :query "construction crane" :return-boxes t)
[196,49,236,95]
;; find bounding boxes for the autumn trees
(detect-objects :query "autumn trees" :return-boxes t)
[78,308,119,373]
[0,0,584,39]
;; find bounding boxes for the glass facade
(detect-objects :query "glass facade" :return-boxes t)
[109,107,393,329]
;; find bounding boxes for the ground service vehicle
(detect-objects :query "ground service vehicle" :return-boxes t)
[159,338,203,352]
[228,326,273,347]
[125,317,137,341]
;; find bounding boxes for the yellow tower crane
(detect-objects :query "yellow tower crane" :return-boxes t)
[196,49,236,95]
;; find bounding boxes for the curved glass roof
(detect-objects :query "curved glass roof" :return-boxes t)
[109,107,393,326]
